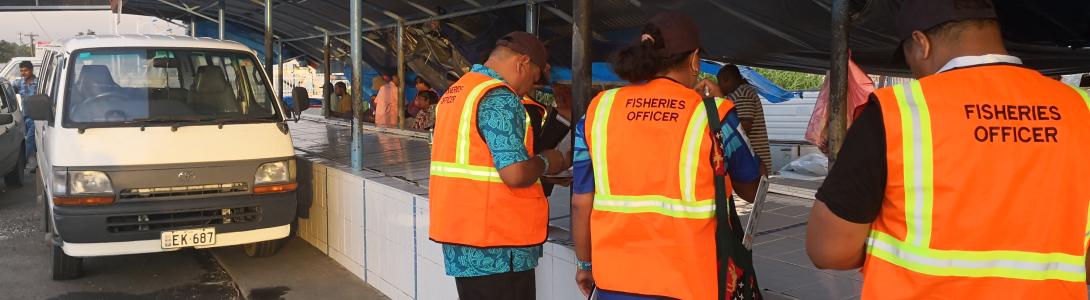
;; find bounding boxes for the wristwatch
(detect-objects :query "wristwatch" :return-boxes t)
[536,153,550,177]
[576,259,592,271]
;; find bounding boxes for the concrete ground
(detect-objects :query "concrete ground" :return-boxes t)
[0,172,388,300]
[211,239,387,300]
[0,176,239,300]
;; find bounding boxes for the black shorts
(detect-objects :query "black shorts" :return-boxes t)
[454,270,536,300]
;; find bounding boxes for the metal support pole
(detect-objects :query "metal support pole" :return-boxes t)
[218,0,225,40]
[190,18,196,37]
[350,0,366,170]
[525,0,538,34]
[264,0,274,80]
[826,0,851,167]
[396,20,406,129]
[571,0,592,118]
[322,33,332,118]
[277,40,284,110]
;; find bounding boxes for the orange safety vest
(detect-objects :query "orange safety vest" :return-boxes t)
[864,64,1090,299]
[587,78,734,300]
[428,72,548,248]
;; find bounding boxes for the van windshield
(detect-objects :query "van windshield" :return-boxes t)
[64,49,281,125]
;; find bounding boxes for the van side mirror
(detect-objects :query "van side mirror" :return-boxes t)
[24,95,53,122]
[0,114,12,125]
[292,87,310,114]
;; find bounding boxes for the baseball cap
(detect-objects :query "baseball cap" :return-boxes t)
[496,31,549,69]
[647,11,701,55]
[893,0,998,62]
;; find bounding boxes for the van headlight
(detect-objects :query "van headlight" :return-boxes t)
[53,170,114,195]
[254,160,295,185]
[52,170,115,206]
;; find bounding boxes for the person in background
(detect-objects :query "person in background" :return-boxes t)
[330,82,353,119]
[408,77,434,117]
[374,74,400,126]
[571,12,760,299]
[429,31,568,300]
[531,84,573,197]
[718,64,772,175]
[410,90,438,130]
[806,0,1090,298]
[12,61,37,172]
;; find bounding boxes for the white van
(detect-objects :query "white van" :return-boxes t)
[23,35,305,280]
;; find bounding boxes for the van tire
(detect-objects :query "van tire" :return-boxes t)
[243,239,283,257]
[51,244,83,280]
[5,148,24,187]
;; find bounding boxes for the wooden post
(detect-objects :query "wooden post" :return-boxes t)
[571,0,592,116]
[826,0,851,168]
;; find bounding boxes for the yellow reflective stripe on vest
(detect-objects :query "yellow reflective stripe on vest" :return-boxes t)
[867,231,1085,282]
[893,82,935,247]
[1073,87,1090,247]
[870,82,1086,282]
[593,194,715,219]
[590,89,620,196]
[679,98,722,202]
[523,112,532,146]
[592,91,717,219]
[456,79,505,164]
[430,161,503,183]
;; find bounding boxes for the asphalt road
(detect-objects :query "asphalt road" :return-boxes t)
[0,175,242,300]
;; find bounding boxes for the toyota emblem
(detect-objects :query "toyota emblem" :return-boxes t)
[177,170,196,182]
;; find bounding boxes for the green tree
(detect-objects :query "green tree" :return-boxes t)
[0,40,32,63]
[753,67,825,91]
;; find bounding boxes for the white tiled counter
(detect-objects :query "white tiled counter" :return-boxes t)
[295,156,583,300]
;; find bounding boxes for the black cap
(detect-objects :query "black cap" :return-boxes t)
[893,0,998,61]
[496,31,549,68]
[647,11,701,55]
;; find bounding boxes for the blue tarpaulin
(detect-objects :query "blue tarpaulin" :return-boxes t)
[551,61,799,103]
[736,66,799,103]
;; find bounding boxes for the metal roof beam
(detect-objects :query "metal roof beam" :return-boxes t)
[0,5,109,11]
[156,0,219,23]
[542,5,572,24]
[401,0,475,38]
[361,2,403,21]
[403,0,438,16]
[282,0,546,42]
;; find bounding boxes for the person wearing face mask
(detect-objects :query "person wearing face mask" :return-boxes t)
[569,12,762,300]
[428,31,570,300]
[805,0,1090,299]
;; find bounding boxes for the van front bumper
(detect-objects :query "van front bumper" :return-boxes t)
[52,191,296,257]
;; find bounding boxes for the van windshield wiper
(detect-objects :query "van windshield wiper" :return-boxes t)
[171,116,276,130]
[128,116,211,131]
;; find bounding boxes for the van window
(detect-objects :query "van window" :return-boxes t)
[3,64,40,82]
[63,48,281,126]
[0,84,11,110]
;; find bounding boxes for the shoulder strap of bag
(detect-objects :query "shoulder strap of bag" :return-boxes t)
[704,96,733,300]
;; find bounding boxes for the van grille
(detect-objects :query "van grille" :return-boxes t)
[119,183,248,199]
[105,206,260,233]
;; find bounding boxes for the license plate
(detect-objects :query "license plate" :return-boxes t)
[160,228,216,249]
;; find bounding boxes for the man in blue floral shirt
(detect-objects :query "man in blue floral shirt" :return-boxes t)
[12,61,37,171]
[429,32,569,300]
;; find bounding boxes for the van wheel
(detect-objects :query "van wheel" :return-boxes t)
[51,244,83,280]
[244,239,283,257]
[5,148,25,187]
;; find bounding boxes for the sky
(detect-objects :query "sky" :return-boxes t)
[0,11,185,44]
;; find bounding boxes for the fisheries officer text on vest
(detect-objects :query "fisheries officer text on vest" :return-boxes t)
[624,97,686,122]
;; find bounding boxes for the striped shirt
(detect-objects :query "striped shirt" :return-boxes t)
[729,84,772,173]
